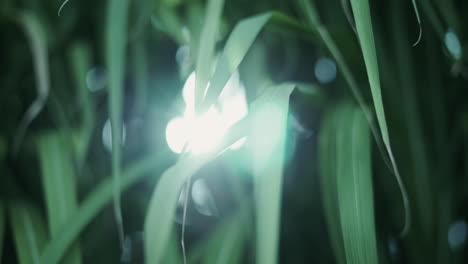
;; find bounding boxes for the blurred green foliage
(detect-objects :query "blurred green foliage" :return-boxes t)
[1,0,468,263]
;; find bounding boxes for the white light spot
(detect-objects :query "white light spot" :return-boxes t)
[102,119,126,152]
[314,57,337,84]
[166,71,248,154]
[165,117,189,154]
[86,67,107,92]
[448,220,467,250]
[191,178,219,217]
[445,29,462,60]
[189,107,227,154]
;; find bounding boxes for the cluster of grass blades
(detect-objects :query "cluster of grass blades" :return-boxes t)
[2,0,468,263]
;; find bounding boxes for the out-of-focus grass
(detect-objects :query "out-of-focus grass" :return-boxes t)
[249,83,295,264]
[8,201,48,264]
[39,153,171,264]
[37,132,81,264]
[318,105,345,264]
[105,0,130,249]
[13,11,49,155]
[69,42,93,167]
[194,0,224,110]
[2,0,468,263]
[200,12,273,112]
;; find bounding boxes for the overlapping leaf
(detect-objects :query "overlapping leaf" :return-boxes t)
[319,103,378,264]
[9,201,48,264]
[37,132,81,264]
[105,0,130,247]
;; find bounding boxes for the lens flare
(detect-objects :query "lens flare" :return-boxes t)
[166,71,248,154]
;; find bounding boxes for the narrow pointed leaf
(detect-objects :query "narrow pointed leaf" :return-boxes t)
[200,12,311,112]
[200,12,272,111]
[194,0,225,109]
[349,0,389,147]
[349,0,409,235]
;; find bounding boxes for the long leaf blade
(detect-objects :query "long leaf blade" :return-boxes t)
[349,0,410,236]
[194,0,225,110]
[336,104,378,264]
[200,12,273,112]
[69,42,93,166]
[105,0,130,247]
[249,83,295,264]
[37,132,81,264]
[144,154,218,264]
[9,201,48,264]
[318,106,346,264]
[39,154,170,264]
[349,0,388,147]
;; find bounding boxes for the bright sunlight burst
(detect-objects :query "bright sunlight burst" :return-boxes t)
[165,71,248,154]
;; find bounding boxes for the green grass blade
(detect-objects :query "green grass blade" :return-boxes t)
[340,0,356,33]
[391,0,433,240]
[204,209,248,264]
[151,5,188,45]
[9,201,48,264]
[249,83,295,264]
[189,202,250,264]
[200,12,272,112]
[349,0,410,236]
[0,201,4,261]
[318,106,345,264]
[335,104,378,264]
[194,0,225,110]
[39,153,171,264]
[199,11,315,113]
[411,0,422,46]
[58,0,70,16]
[37,132,81,264]
[210,212,247,264]
[297,0,391,171]
[105,0,130,247]
[132,39,149,114]
[69,42,93,167]
[13,12,49,155]
[144,83,293,264]
[163,229,183,264]
[348,0,389,149]
[144,154,219,264]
